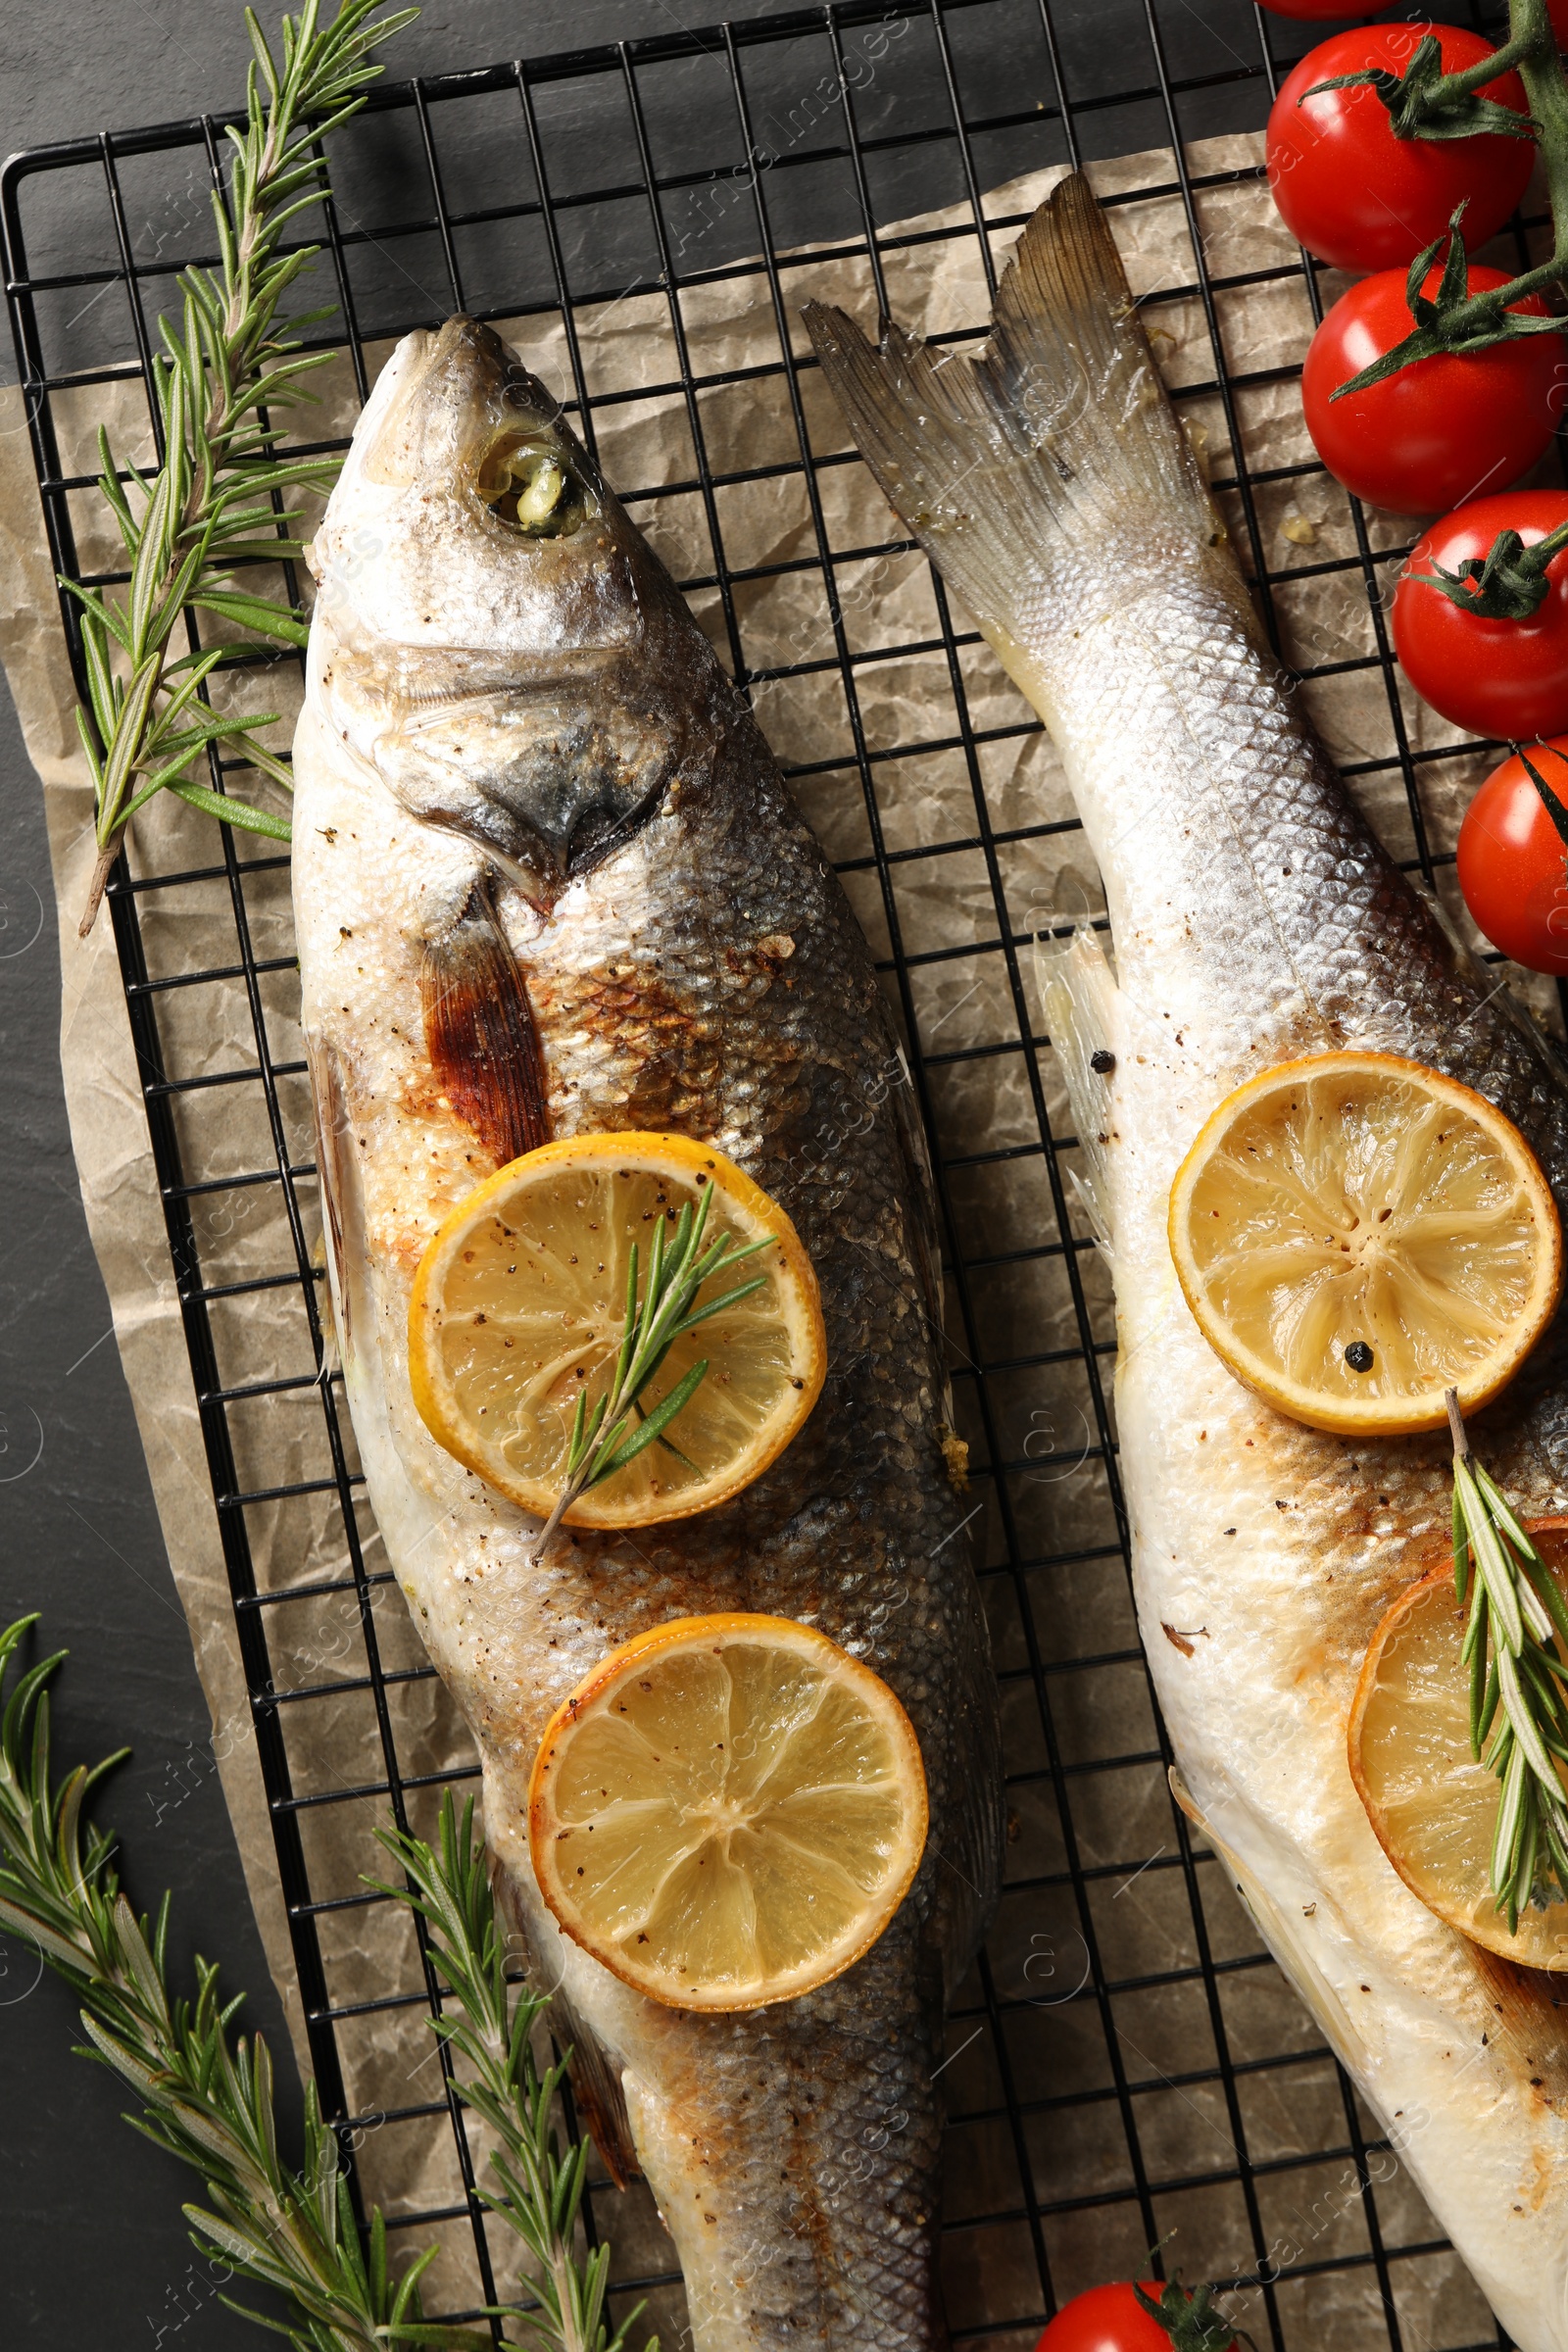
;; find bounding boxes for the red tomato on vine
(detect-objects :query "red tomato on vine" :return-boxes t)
[1035,2278,1242,2352]
[1301,264,1566,515]
[1267,25,1531,271]
[1393,494,1568,742]
[1457,742,1568,977]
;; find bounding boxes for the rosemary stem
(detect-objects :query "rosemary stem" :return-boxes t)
[371,1796,657,2352]
[80,845,120,939]
[530,1480,578,1566]
[1445,1385,1469,1460]
[0,1618,493,2350]
[530,1188,766,1564]
[1447,1394,1568,1924]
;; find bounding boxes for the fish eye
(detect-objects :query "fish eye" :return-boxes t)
[473,436,593,538]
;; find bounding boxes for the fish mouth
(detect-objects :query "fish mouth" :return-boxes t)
[359,316,601,540]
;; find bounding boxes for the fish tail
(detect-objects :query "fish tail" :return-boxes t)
[802,172,1223,658]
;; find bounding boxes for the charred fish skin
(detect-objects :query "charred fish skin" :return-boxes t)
[806,181,1568,2348]
[293,317,1002,2349]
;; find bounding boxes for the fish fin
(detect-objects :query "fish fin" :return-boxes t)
[550,1985,643,2189]
[419,873,550,1169]
[1169,1767,1369,2078]
[306,1037,365,1362]
[488,1865,645,2186]
[802,172,1222,655]
[887,1040,944,1334]
[1035,924,1120,1263]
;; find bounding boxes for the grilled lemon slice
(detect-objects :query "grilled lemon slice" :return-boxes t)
[1349,1530,1568,1968]
[1168,1053,1560,1436]
[529,1613,928,2011]
[408,1133,825,1527]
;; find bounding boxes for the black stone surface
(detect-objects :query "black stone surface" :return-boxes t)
[0,2,1459,2342]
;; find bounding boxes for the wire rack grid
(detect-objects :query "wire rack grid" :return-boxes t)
[0,2,1539,2346]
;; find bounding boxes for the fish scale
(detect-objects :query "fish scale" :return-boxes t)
[294,315,1002,2347]
[808,172,1568,2346]
[1046,568,1568,1179]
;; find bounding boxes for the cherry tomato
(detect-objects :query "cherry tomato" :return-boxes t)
[1393,494,1568,741]
[1267,25,1531,272]
[1300,264,1566,516]
[1457,739,1568,975]
[1035,2282,1236,2352]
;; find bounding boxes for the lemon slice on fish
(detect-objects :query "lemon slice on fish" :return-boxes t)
[1350,1534,1568,1968]
[408,1133,825,1527]
[1168,1053,1560,1437]
[528,1613,928,2010]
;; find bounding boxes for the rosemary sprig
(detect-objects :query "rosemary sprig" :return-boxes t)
[66,0,416,938]
[1446,1391,1568,1934]
[373,1797,655,2352]
[0,1613,497,2350]
[531,1185,771,1559]
[0,1617,654,2348]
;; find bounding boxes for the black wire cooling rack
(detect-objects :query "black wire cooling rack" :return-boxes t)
[1,3,1540,2346]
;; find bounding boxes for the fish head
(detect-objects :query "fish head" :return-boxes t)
[314,315,625,650]
[309,318,700,896]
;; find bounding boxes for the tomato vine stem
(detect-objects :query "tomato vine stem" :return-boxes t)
[1484,0,1568,309]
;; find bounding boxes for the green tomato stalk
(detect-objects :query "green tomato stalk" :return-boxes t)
[1411,516,1568,618]
[1133,2275,1251,2351]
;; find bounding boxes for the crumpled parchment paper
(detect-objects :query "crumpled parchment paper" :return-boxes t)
[0,127,1529,2346]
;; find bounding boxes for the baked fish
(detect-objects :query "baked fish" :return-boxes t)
[292,316,1002,2348]
[806,176,1568,2347]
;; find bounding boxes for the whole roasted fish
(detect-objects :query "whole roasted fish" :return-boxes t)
[292,317,1002,2347]
[806,177,1568,2346]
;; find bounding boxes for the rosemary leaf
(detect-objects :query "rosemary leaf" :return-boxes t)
[597,1357,709,1477]
[532,1185,772,1559]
